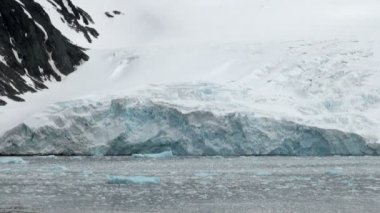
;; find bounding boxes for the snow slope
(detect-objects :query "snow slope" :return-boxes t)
[1,0,380,155]
[37,0,380,48]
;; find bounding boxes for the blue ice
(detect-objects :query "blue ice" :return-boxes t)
[254,171,273,176]
[325,167,344,176]
[47,164,68,175]
[132,150,173,159]
[107,175,161,185]
[0,157,26,164]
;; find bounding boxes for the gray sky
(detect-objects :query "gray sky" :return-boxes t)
[74,0,380,47]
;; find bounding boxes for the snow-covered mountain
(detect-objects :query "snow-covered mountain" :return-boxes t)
[0,0,98,105]
[1,0,380,155]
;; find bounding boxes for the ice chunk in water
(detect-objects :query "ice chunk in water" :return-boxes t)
[132,151,173,159]
[46,164,68,175]
[194,172,215,178]
[107,175,161,185]
[325,167,344,176]
[81,170,93,177]
[254,171,273,176]
[0,157,26,164]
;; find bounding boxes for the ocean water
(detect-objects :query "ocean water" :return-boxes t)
[0,156,379,212]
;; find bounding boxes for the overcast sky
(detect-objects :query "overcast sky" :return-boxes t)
[73,0,380,47]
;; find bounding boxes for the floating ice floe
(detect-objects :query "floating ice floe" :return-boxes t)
[0,157,26,164]
[81,170,93,177]
[194,172,215,178]
[106,175,161,185]
[41,155,58,159]
[132,150,174,159]
[46,164,68,175]
[325,167,344,176]
[254,171,273,176]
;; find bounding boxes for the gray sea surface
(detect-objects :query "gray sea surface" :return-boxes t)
[0,156,379,212]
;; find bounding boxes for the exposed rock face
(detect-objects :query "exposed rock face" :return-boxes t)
[105,10,124,18]
[48,0,99,43]
[1,98,378,156]
[0,0,96,104]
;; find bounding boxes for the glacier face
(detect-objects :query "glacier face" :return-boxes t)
[1,97,379,156]
[1,40,380,156]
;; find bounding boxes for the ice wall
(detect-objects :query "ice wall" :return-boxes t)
[1,98,378,156]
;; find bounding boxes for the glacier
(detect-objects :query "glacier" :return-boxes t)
[1,40,380,156]
[1,96,379,156]
[1,0,380,157]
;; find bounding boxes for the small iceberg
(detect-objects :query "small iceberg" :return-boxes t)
[254,171,273,176]
[107,175,161,185]
[194,172,215,178]
[45,164,68,175]
[132,150,173,159]
[40,155,58,159]
[0,157,26,164]
[81,170,93,177]
[325,167,344,176]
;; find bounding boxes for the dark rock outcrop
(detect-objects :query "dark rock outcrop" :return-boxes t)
[105,12,114,18]
[0,0,97,104]
[48,0,99,43]
[105,10,124,18]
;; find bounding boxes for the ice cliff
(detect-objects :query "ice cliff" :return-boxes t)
[1,97,379,156]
